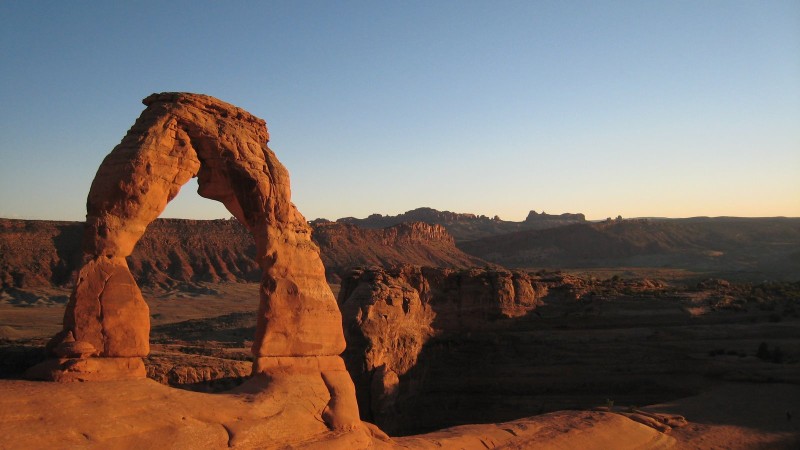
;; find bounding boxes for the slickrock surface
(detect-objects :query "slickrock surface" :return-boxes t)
[3,377,797,449]
[0,378,681,450]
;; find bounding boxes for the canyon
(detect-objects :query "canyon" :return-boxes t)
[1,93,798,448]
[4,265,798,447]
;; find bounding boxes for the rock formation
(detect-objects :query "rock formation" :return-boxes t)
[525,210,586,222]
[1,218,483,290]
[0,219,83,289]
[335,206,589,241]
[459,217,800,279]
[27,93,359,432]
[311,221,488,282]
[338,265,546,432]
[5,215,800,291]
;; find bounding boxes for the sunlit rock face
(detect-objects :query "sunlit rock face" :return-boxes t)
[32,94,355,429]
[70,92,345,360]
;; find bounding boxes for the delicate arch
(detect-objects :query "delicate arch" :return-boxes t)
[30,93,361,431]
[59,92,345,363]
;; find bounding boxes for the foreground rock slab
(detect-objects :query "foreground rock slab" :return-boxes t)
[0,379,679,450]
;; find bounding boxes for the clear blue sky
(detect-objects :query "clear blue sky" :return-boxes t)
[1,1,798,221]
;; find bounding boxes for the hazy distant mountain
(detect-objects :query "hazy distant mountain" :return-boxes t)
[3,213,798,290]
[334,207,586,241]
[459,217,800,281]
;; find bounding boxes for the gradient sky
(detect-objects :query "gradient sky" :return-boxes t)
[1,1,798,222]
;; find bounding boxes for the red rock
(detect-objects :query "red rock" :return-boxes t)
[52,340,97,359]
[30,92,359,433]
[26,357,146,382]
[62,256,150,357]
[338,265,546,429]
[43,92,344,368]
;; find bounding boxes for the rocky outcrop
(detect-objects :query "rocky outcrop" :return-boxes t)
[338,265,546,432]
[312,221,488,282]
[526,210,586,222]
[336,267,701,435]
[26,93,361,434]
[336,207,586,241]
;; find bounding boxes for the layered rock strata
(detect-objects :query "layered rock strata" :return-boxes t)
[28,93,358,431]
[311,221,488,282]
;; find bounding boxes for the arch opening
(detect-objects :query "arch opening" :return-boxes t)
[36,93,349,386]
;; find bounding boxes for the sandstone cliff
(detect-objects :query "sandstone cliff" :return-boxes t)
[337,265,799,436]
[338,265,548,433]
[311,221,488,281]
[0,218,487,290]
[0,218,260,290]
[0,220,83,289]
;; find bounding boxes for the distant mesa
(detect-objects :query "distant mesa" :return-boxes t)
[526,210,586,222]
[335,206,587,241]
[336,207,483,228]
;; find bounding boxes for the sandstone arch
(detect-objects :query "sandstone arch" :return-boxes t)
[35,94,352,404]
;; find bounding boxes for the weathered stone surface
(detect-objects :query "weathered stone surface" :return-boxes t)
[31,92,360,436]
[311,220,488,282]
[62,256,150,357]
[338,265,546,430]
[25,357,146,382]
[52,340,97,359]
[252,355,361,431]
[44,93,345,383]
[145,354,252,392]
[0,378,691,449]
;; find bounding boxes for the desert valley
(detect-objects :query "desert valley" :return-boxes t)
[0,93,798,449]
